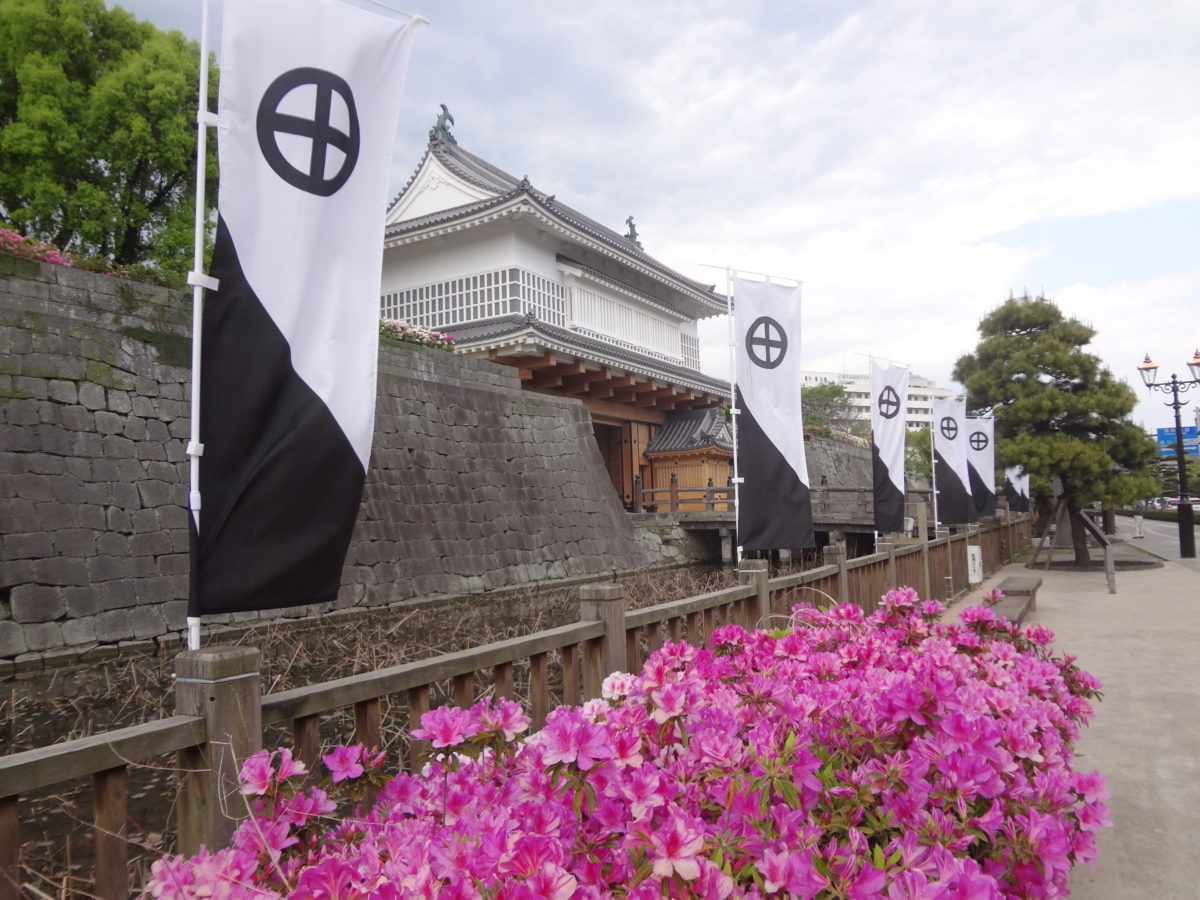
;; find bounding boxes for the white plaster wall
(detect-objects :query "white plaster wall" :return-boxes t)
[382,224,520,292]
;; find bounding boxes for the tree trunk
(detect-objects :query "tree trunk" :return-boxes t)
[1033,495,1054,537]
[1103,507,1117,535]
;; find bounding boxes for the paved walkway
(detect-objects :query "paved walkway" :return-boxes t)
[952,524,1200,899]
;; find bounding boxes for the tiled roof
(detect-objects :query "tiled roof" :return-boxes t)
[387,134,725,313]
[644,408,734,455]
[448,314,731,398]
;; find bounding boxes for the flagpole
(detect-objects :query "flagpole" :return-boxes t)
[930,421,941,530]
[725,267,741,566]
[185,0,220,652]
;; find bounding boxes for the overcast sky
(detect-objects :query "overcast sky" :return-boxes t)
[115,0,1200,434]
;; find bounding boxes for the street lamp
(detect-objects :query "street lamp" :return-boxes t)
[1137,350,1200,558]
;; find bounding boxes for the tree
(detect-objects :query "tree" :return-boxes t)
[905,425,932,488]
[953,294,1158,563]
[0,0,216,281]
[801,382,864,435]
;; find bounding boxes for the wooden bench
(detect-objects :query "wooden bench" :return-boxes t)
[992,575,1043,625]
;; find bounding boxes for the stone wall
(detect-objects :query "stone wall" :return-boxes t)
[0,258,652,667]
[806,436,872,489]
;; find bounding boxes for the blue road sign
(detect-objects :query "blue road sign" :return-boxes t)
[1156,426,1199,458]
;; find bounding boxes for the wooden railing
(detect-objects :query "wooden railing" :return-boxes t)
[631,476,734,513]
[0,516,1030,899]
[630,479,932,529]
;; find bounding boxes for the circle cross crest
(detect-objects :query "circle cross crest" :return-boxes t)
[969,430,989,451]
[939,417,959,440]
[877,385,901,420]
[745,316,788,369]
[257,67,360,197]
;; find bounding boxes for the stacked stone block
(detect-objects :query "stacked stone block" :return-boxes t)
[1,259,651,665]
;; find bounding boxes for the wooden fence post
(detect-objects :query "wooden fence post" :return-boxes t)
[632,474,643,513]
[822,542,850,605]
[669,472,679,512]
[920,540,932,600]
[175,646,262,857]
[737,559,770,627]
[579,583,628,697]
[877,541,896,589]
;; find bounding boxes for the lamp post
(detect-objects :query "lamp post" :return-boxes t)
[1137,350,1200,558]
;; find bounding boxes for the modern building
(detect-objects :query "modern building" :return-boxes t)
[380,111,731,506]
[800,370,954,431]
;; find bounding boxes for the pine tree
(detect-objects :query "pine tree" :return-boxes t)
[953,294,1158,563]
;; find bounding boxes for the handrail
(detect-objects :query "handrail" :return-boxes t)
[261,621,604,724]
[0,715,206,797]
[625,584,756,628]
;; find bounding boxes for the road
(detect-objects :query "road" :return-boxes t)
[1117,511,1200,576]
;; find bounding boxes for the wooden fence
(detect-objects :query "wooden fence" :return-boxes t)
[0,516,1029,899]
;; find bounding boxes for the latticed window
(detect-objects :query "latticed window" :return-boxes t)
[381,267,565,330]
[681,333,700,371]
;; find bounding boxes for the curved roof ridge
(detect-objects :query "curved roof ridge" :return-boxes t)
[387,142,434,212]
[388,133,722,308]
[433,136,523,194]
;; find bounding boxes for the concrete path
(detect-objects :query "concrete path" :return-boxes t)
[954,538,1200,899]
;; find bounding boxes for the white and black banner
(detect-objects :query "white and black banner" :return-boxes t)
[870,361,910,533]
[1004,465,1031,513]
[733,277,814,550]
[190,0,419,616]
[966,416,996,518]
[931,398,975,525]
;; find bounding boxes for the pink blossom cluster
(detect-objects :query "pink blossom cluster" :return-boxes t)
[0,226,73,267]
[146,589,1108,899]
[379,318,456,351]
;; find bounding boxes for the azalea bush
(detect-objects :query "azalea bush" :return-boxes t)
[1,225,74,266]
[379,318,456,351]
[1,224,184,287]
[147,589,1108,899]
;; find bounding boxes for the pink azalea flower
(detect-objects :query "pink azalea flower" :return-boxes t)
[412,705,480,748]
[480,698,531,741]
[1073,769,1110,802]
[509,864,577,900]
[539,708,613,770]
[292,857,361,900]
[649,809,705,881]
[239,749,275,796]
[621,766,669,819]
[650,681,689,723]
[323,744,365,783]
[602,671,637,700]
[276,746,308,780]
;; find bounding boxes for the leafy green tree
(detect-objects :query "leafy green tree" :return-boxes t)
[0,0,216,282]
[905,425,932,487]
[953,294,1158,562]
[801,382,864,435]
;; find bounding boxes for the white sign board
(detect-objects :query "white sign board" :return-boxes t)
[966,546,984,584]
